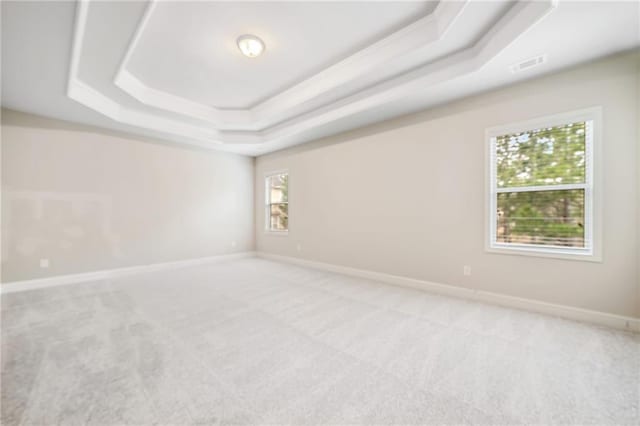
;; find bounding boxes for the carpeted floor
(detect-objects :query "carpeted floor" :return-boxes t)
[2,258,639,425]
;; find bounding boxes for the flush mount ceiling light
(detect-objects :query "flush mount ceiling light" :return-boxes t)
[237,35,265,58]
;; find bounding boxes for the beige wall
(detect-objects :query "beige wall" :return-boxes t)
[637,52,640,317]
[1,110,254,282]
[2,53,637,318]
[256,51,640,318]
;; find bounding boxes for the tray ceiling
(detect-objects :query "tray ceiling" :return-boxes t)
[3,1,638,156]
[126,1,436,109]
[66,0,556,152]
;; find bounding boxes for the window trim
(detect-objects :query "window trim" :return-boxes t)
[264,169,289,235]
[485,107,603,262]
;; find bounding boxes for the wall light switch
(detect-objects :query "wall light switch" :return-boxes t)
[463,265,471,276]
[40,259,50,268]
[296,243,302,252]
[231,241,237,248]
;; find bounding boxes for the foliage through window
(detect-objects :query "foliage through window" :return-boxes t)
[489,114,595,256]
[266,172,288,232]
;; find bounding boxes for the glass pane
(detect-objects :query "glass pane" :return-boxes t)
[496,189,585,247]
[270,203,288,231]
[268,173,288,203]
[496,121,586,188]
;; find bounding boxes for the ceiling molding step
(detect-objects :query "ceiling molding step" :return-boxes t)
[112,0,469,130]
[66,0,557,154]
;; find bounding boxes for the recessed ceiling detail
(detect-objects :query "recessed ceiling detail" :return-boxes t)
[66,0,558,154]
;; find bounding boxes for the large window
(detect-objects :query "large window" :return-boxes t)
[487,108,601,259]
[265,172,289,232]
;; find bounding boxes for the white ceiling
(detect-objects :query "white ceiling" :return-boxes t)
[129,1,435,109]
[2,1,639,156]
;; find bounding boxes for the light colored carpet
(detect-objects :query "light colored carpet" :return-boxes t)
[2,258,639,425]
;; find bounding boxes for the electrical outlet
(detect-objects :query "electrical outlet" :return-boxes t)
[231,241,237,248]
[463,265,471,276]
[296,242,302,252]
[40,259,50,268]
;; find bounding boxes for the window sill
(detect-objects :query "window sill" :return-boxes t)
[486,244,601,262]
[265,230,289,236]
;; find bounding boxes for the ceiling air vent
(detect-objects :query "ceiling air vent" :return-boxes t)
[509,54,547,74]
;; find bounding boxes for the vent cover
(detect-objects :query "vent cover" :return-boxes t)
[509,54,547,74]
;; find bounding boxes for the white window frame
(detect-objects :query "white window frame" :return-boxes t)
[264,170,289,235]
[485,107,603,262]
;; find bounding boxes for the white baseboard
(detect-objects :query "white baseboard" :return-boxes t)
[1,251,257,294]
[4,250,637,333]
[257,252,640,333]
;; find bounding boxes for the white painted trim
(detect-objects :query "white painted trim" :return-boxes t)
[1,252,256,294]
[67,79,234,147]
[494,183,588,193]
[65,1,252,155]
[263,231,289,237]
[256,252,640,333]
[66,0,88,93]
[485,106,603,262]
[5,250,636,332]
[113,1,468,130]
[67,0,557,154]
[264,170,290,233]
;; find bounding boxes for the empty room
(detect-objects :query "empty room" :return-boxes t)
[1,0,639,424]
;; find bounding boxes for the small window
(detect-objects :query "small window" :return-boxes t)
[487,108,601,260]
[265,172,288,232]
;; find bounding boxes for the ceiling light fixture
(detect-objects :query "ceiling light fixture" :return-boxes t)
[237,35,265,58]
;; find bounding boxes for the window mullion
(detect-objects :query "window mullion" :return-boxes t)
[495,183,587,193]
